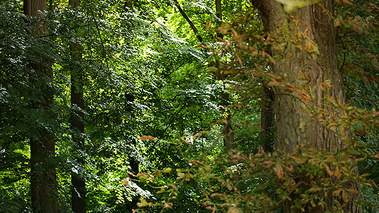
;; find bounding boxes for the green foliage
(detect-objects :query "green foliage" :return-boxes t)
[1,0,378,212]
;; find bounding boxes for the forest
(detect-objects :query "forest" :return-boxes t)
[0,0,378,212]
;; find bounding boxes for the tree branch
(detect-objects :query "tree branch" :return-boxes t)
[172,0,202,42]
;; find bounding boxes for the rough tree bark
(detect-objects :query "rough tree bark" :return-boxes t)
[250,0,361,212]
[24,0,59,212]
[69,0,86,212]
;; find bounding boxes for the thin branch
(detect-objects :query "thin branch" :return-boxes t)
[146,103,188,154]
[87,5,110,72]
[171,0,202,42]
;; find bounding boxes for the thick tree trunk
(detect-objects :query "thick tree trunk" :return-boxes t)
[251,0,361,212]
[71,67,86,212]
[24,0,59,212]
[69,1,87,212]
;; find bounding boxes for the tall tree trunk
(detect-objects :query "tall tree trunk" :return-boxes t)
[69,1,86,212]
[214,0,234,153]
[251,0,361,212]
[260,86,275,153]
[214,0,239,187]
[124,93,140,211]
[24,0,59,212]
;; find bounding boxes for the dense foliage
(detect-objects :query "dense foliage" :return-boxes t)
[0,0,378,212]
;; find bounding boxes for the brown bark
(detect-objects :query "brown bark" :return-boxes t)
[251,0,361,212]
[69,1,86,213]
[25,0,59,212]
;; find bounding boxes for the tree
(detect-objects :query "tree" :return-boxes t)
[250,0,361,212]
[24,0,59,212]
[68,0,86,212]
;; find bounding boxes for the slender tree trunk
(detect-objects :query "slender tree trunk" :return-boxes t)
[124,93,140,211]
[251,0,361,212]
[214,0,240,187]
[24,0,59,212]
[214,0,235,154]
[260,86,275,153]
[69,0,86,212]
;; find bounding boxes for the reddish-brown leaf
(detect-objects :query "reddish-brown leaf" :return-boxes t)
[275,163,284,179]
[268,81,280,86]
[140,135,157,140]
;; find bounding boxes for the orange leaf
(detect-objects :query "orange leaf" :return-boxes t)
[227,184,233,191]
[333,188,342,196]
[346,189,359,194]
[309,187,321,193]
[140,135,157,140]
[334,166,341,179]
[342,0,354,6]
[342,190,349,202]
[164,203,173,208]
[197,44,209,49]
[202,201,214,206]
[326,166,334,177]
[275,163,284,179]
[283,164,294,173]
[268,81,280,86]
[290,156,304,164]
[263,161,275,168]
[121,178,129,186]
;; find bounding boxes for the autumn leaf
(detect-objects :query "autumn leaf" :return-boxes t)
[202,201,214,206]
[346,189,359,194]
[163,202,173,208]
[140,135,157,140]
[342,0,354,6]
[268,81,280,86]
[210,193,223,198]
[368,179,378,188]
[263,161,275,168]
[333,188,342,196]
[334,166,341,179]
[275,163,284,179]
[290,156,304,164]
[197,44,209,49]
[121,178,129,186]
[283,164,294,173]
[342,190,349,202]
[137,172,150,180]
[326,166,334,177]
[309,187,321,193]
[227,184,233,191]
